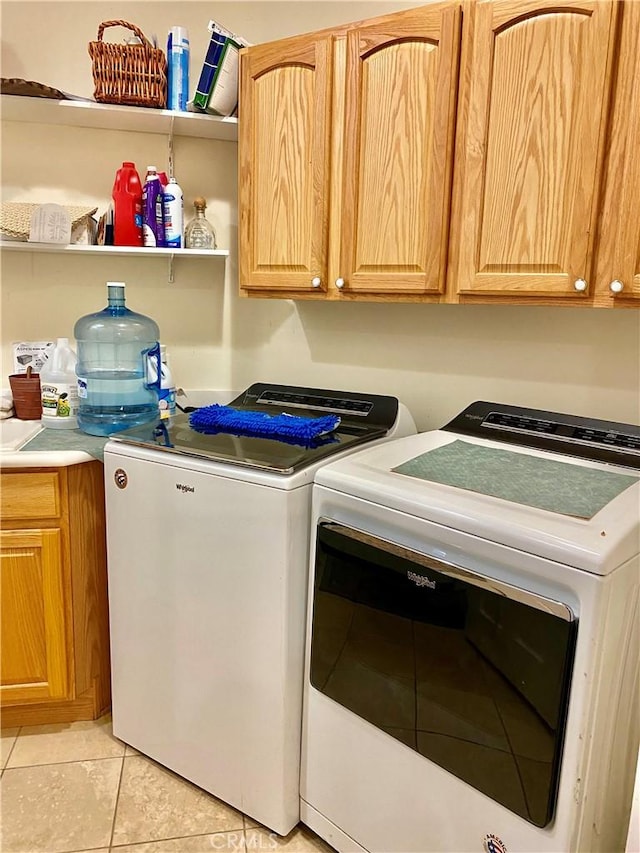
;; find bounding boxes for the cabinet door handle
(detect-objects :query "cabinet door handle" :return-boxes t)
[609,279,624,294]
[311,276,322,288]
[573,278,588,292]
[335,277,345,290]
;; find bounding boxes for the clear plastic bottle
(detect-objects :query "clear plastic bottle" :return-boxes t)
[185,197,217,249]
[40,337,79,429]
[74,282,161,436]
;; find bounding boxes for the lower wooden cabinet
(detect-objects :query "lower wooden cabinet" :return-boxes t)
[0,461,110,727]
[1,527,69,705]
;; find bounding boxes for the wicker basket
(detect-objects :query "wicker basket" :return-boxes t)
[88,20,167,109]
[1,202,98,241]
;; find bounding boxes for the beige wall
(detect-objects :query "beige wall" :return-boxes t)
[2,1,639,430]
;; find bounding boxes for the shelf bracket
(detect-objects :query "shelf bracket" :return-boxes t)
[167,115,176,281]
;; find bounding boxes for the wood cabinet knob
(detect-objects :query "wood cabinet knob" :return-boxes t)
[573,278,588,292]
[335,277,345,290]
[311,276,322,288]
[609,279,624,294]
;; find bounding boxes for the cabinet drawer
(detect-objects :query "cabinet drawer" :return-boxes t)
[1,473,61,520]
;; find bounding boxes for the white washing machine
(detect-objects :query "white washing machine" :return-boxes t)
[300,401,640,853]
[103,383,415,836]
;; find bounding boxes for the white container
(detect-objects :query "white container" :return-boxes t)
[158,345,176,419]
[163,177,184,248]
[40,337,79,429]
[167,26,190,112]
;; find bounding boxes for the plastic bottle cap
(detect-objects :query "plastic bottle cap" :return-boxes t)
[106,281,126,288]
[147,166,157,172]
[169,26,189,44]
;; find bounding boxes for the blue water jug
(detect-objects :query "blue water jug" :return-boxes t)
[74,282,161,436]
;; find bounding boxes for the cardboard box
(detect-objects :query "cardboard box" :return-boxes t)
[189,20,251,117]
[12,341,55,374]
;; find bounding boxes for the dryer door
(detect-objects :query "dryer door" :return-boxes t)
[309,521,578,828]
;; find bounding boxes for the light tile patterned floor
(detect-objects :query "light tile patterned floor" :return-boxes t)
[0,716,335,853]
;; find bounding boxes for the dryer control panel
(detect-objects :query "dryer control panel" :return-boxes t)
[444,402,640,470]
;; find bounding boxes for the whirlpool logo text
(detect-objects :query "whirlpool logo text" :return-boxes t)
[176,483,195,493]
[407,570,436,589]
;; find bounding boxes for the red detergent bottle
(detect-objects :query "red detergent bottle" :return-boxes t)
[112,162,143,246]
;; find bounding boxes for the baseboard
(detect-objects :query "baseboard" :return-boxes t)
[1,684,109,728]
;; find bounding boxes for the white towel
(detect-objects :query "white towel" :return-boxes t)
[0,392,13,412]
[0,408,14,419]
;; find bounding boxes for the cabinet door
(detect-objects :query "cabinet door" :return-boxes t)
[337,3,461,296]
[239,33,333,294]
[594,0,640,304]
[450,0,619,300]
[1,529,70,705]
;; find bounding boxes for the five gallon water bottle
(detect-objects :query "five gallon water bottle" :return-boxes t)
[74,282,161,436]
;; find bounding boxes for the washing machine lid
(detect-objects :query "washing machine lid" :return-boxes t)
[315,401,640,575]
[108,383,400,474]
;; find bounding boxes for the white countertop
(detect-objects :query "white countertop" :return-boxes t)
[1,448,96,468]
[0,420,95,467]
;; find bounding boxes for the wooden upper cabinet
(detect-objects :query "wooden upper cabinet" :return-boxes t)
[337,4,462,296]
[239,3,462,300]
[239,33,333,293]
[450,0,619,301]
[594,0,640,304]
[239,0,637,307]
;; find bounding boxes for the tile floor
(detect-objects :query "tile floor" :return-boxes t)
[0,715,335,853]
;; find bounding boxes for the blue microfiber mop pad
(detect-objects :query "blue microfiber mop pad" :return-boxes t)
[189,405,341,443]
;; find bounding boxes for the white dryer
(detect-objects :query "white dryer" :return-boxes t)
[103,383,415,836]
[301,401,640,853]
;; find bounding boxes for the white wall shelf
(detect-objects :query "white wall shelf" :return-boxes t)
[1,242,228,281]
[1,96,234,281]
[0,95,238,142]
[1,242,228,258]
